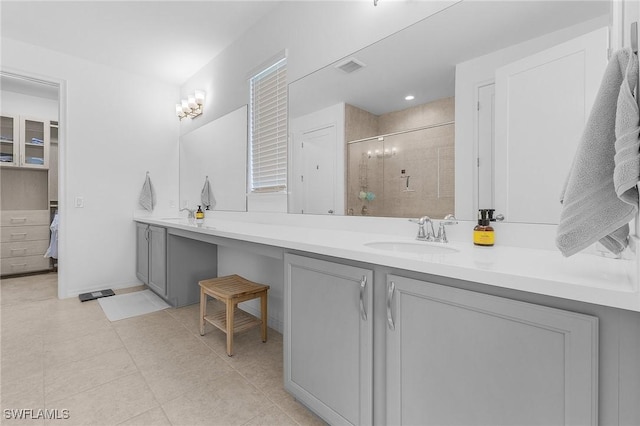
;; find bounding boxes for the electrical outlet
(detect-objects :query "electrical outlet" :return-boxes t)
[75,196,84,208]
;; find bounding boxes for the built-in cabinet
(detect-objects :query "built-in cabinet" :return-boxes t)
[136,223,167,297]
[284,253,599,425]
[0,210,51,274]
[48,121,58,201]
[135,224,219,307]
[386,274,598,426]
[0,114,50,169]
[0,113,54,277]
[284,254,373,426]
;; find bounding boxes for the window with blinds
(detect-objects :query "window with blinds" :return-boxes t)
[249,58,287,193]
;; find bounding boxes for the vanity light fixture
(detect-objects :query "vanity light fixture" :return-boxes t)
[176,90,205,120]
[405,95,415,101]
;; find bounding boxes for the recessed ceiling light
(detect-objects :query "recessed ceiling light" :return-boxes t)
[405,95,415,101]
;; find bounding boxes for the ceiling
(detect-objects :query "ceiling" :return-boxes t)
[1,1,281,86]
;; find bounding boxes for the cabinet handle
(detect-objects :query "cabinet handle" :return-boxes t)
[359,275,367,321]
[387,281,396,330]
[10,217,27,223]
[10,248,27,255]
[145,228,150,241]
[11,233,27,240]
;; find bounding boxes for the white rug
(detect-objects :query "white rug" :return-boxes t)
[98,290,171,321]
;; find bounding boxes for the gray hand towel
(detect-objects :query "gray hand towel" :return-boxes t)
[556,48,639,257]
[139,174,156,211]
[201,176,216,210]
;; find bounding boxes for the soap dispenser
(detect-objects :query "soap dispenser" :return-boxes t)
[195,205,205,222]
[473,209,495,246]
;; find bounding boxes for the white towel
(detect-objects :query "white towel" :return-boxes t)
[556,48,640,257]
[201,176,216,210]
[139,174,156,211]
[44,212,59,259]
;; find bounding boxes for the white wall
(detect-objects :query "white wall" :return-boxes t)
[1,91,58,119]
[2,37,180,298]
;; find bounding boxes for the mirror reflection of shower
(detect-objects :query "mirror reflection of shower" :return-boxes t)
[346,98,454,218]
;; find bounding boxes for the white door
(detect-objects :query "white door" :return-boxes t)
[477,83,495,210]
[301,125,336,214]
[494,27,608,224]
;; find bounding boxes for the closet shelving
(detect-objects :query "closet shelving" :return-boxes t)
[1,113,54,276]
[0,114,50,169]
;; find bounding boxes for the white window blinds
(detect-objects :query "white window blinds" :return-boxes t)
[250,58,287,193]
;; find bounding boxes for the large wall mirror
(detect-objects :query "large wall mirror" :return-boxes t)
[179,105,248,212]
[288,0,611,223]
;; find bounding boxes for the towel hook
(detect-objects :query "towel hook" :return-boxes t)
[146,171,149,176]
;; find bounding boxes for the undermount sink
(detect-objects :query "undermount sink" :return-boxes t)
[364,241,459,255]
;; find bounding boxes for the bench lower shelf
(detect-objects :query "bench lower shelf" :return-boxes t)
[204,307,262,335]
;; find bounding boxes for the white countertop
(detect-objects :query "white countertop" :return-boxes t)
[135,215,640,312]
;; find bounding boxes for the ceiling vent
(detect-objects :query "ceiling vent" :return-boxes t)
[335,58,366,74]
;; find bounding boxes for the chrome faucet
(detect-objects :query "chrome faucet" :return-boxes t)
[435,214,458,243]
[180,207,196,219]
[409,216,436,241]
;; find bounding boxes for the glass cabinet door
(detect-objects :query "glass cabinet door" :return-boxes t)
[0,115,18,166]
[22,118,48,168]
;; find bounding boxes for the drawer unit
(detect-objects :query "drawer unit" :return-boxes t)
[0,225,50,243]
[0,210,49,227]
[1,240,49,258]
[2,255,50,275]
[0,209,50,275]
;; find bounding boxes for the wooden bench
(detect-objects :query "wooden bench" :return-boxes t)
[198,274,269,356]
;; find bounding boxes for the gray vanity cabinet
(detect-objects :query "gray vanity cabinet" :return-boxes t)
[135,223,167,297]
[284,253,373,426]
[386,274,599,426]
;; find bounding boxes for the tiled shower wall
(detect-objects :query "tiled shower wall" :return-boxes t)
[346,98,454,218]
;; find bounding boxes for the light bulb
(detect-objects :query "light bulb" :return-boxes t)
[195,90,205,105]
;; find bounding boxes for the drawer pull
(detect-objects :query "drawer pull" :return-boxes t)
[10,263,27,269]
[10,233,27,240]
[10,248,27,255]
[387,281,396,330]
[10,217,27,223]
[359,275,367,321]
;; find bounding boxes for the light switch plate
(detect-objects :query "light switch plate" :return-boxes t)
[75,196,84,208]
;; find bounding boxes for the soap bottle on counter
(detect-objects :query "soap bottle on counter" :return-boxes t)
[473,209,495,246]
[195,205,205,223]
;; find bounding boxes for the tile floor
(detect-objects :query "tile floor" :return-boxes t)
[0,273,326,425]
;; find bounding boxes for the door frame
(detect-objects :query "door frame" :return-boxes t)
[1,67,67,299]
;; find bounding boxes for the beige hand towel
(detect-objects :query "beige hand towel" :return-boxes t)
[556,48,639,257]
